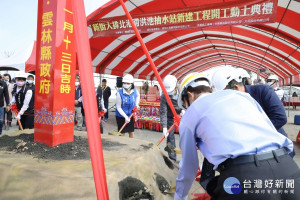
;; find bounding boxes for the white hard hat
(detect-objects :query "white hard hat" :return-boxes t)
[236,68,250,78]
[178,73,210,110]
[267,74,278,81]
[15,71,27,79]
[122,74,134,83]
[211,68,242,91]
[163,75,177,93]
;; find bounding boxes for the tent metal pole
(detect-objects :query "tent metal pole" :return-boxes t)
[288,76,292,117]
[99,66,102,87]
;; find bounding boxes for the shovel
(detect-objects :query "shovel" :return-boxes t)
[156,124,175,146]
[164,142,182,154]
[109,113,133,136]
[11,104,23,131]
[165,180,176,194]
[156,114,181,146]
[156,124,182,154]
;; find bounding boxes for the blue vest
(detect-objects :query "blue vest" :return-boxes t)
[116,88,137,117]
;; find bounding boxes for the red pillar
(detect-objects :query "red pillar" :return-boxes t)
[72,0,109,199]
[34,0,76,146]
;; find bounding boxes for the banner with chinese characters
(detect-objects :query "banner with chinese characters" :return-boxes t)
[91,0,277,37]
[35,0,76,146]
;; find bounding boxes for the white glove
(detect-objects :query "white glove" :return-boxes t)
[180,110,185,116]
[16,114,21,120]
[163,127,168,138]
[137,105,140,110]
[103,108,107,113]
[125,116,130,123]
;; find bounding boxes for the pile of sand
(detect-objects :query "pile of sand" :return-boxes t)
[0,131,203,199]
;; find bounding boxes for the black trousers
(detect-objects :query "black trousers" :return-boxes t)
[200,158,215,190]
[166,117,176,161]
[20,114,34,129]
[116,116,134,133]
[4,110,12,125]
[211,154,300,200]
[100,121,103,134]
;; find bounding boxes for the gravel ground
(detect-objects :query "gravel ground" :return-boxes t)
[101,110,183,162]
[0,133,128,160]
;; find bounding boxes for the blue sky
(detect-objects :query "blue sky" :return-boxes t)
[0,0,109,59]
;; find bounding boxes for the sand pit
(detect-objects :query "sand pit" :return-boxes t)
[0,130,203,199]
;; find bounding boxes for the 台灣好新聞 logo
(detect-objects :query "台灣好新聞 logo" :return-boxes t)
[223,177,242,194]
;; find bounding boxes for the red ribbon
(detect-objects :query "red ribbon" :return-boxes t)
[132,107,139,122]
[11,104,18,114]
[98,110,105,118]
[132,106,138,113]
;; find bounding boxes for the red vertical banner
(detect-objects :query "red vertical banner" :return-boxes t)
[35,0,76,146]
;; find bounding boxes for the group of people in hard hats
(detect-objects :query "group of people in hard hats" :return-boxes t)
[115,69,299,199]
[0,71,35,135]
[1,69,298,199]
[162,69,299,200]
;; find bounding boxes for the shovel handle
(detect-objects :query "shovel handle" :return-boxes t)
[118,113,134,134]
[13,109,23,131]
[17,118,23,131]
[156,124,175,146]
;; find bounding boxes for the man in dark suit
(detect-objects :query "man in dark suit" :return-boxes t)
[101,79,111,122]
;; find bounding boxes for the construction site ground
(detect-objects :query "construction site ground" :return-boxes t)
[0,107,299,200]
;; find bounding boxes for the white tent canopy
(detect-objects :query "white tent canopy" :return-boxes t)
[0,42,34,71]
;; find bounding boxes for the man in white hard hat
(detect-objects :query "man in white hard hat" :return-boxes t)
[204,67,295,197]
[160,75,182,161]
[11,71,34,129]
[115,74,140,138]
[210,67,242,92]
[175,72,299,200]
[266,74,284,101]
[235,68,252,85]
[211,68,294,156]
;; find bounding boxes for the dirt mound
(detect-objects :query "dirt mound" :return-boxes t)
[0,133,125,160]
[118,176,154,200]
[154,173,171,194]
[0,133,204,199]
